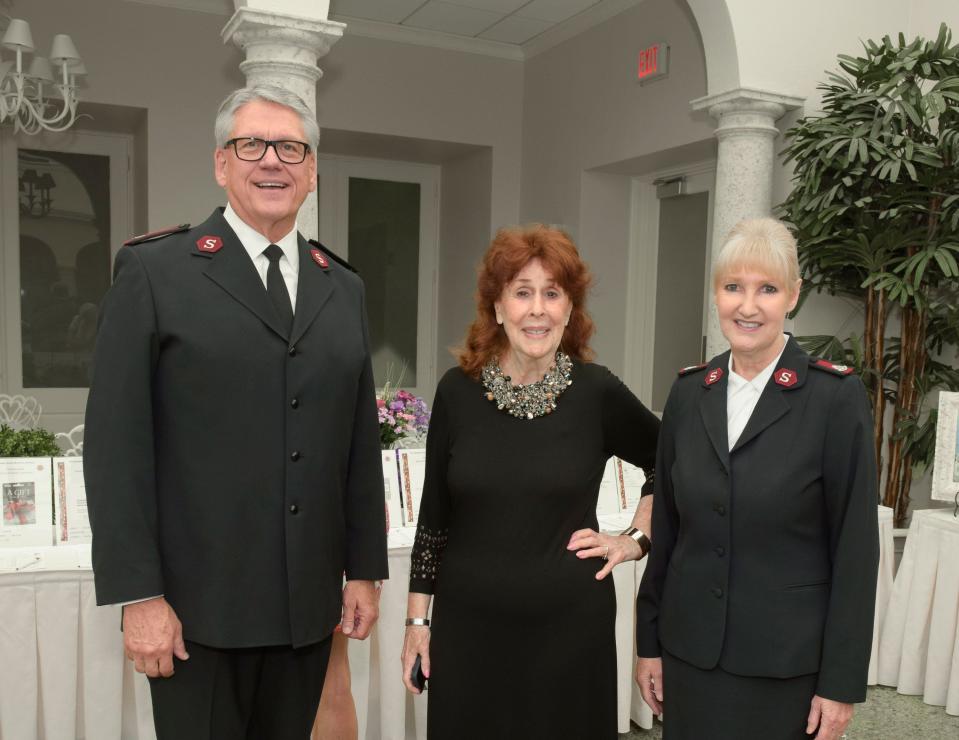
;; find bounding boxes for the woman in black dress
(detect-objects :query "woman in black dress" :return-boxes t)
[401,225,660,739]
[635,218,878,740]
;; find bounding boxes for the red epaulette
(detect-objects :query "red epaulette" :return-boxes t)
[308,239,357,273]
[677,363,707,377]
[123,223,190,247]
[809,358,855,376]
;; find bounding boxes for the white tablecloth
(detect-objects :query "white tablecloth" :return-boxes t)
[0,568,156,740]
[0,527,652,740]
[877,508,959,715]
[0,506,896,739]
[868,505,896,685]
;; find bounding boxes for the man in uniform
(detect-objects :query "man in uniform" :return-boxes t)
[84,85,388,739]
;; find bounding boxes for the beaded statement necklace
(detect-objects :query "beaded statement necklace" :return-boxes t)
[481,351,573,420]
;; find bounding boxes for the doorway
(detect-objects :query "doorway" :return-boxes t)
[316,155,439,399]
[624,163,714,412]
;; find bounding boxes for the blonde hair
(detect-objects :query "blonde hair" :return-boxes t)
[712,217,800,289]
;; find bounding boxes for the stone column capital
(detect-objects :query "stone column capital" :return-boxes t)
[691,87,805,140]
[222,7,345,83]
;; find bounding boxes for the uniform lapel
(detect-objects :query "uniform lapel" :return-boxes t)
[197,209,289,340]
[289,235,335,347]
[699,352,731,472]
[730,336,808,454]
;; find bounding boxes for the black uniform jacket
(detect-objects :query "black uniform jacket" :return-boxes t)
[636,336,879,703]
[84,208,388,649]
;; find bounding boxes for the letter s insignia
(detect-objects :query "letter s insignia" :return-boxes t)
[774,368,797,387]
[196,236,223,253]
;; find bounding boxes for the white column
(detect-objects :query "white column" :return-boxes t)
[691,87,804,358]
[222,5,344,240]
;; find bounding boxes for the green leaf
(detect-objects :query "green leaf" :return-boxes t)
[937,249,959,276]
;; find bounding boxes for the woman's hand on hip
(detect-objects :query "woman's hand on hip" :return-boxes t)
[567,528,644,580]
[806,695,854,739]
[401,625,431,695]
[635,656,663,715]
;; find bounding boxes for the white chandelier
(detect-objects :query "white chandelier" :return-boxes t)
[0,17,84,134]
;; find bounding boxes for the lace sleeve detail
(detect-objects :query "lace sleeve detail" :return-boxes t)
[409,525,449,591]
[642,468,655,496]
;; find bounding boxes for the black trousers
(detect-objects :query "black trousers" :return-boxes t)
[662,649,818,740]
[148,637,332,740]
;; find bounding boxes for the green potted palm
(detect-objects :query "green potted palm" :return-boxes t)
[778,23,959,525]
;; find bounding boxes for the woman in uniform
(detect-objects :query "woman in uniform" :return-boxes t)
[636,217,879,740]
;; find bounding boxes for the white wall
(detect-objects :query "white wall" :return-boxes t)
[521,0,713,372]
[7,0,524,418]
[315,33,523,235]
[14,0,243,231]
[907,0,959,38]
[14,0,523,235]
[438,149,494,379]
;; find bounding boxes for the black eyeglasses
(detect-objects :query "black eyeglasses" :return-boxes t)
[224,137,311,164]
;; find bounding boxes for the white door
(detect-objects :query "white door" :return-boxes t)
[624,163,715,412]
[0,130,132,431]
[317,155,439,399]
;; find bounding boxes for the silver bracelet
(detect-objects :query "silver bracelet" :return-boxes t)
[405,617,430,627]
[620,527,651,557]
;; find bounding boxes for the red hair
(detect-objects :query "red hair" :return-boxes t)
[457,224,595,378]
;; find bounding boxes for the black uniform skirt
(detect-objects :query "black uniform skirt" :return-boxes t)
[662,650,818,740]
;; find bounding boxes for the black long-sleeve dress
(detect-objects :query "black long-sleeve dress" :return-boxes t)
[409,361,660,739]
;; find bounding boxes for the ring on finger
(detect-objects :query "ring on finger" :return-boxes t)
[603,546,609,561]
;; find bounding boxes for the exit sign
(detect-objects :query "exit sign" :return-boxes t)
[638,43,669,82]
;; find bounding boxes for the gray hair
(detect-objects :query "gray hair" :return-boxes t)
[712,217,800,289]
[214,85,320,150]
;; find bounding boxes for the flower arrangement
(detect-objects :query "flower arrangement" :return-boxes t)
[377,386,430,449]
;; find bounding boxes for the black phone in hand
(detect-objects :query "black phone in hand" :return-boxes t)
[411,654,428,691]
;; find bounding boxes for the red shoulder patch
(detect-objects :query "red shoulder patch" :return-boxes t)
[310,248,329,269]
[773,368,798,387]
[811,358,855,376]
[704,367,724,386]
[677,363,707,377]
[308,239,357,273]
[196,236,223,253]
[123,223,190,246]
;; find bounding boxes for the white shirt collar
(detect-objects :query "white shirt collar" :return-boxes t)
[727,334,790,393]
[223,203,299,269]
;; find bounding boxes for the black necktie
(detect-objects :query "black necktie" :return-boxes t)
[263,244,293,336]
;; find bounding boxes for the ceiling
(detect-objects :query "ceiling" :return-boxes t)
[334,0,599,44]
[121,0,641,57]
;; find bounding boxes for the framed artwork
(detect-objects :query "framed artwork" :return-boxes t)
[931,391,959,503]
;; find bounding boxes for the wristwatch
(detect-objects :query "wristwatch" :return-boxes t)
[620,527,651,558]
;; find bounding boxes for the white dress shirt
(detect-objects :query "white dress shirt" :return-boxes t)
[726,334,789,450]
[224,203,300,311]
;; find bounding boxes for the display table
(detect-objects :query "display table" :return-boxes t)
[868,505,896,685]
[0,519,652,740]
[877,508,959,715]
[0,565,155,740]
[0,506,895,739]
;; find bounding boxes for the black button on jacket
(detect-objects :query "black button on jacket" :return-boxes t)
[636,336,879,704]
[84,208,388,649]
